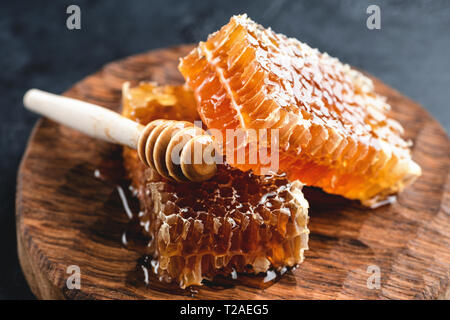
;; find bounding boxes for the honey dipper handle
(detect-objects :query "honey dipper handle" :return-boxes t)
[23,89,143,149]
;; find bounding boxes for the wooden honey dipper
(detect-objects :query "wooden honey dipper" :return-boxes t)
[23,89,217,182]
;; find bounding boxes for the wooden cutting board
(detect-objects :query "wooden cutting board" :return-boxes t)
[16,45,450,300]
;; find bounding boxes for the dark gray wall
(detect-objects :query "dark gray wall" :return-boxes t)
[0,0,449,299]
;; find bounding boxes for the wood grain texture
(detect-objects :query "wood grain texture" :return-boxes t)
[16,45,450,300]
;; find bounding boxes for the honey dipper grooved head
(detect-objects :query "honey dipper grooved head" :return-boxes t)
[137,119,165,167]
[137,119,217,182]
[181,135,217,182]
[153,121,193,180]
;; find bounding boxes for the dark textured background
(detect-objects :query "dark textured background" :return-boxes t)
[0,0,449,299]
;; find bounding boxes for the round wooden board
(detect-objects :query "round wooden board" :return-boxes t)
[16,45,450,300]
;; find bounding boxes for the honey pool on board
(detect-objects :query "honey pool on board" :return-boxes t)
[179,14,421,205]
[122,82,309,288]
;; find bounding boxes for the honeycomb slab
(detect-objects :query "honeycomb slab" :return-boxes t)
[122,82,309,288]
[179,14,421,205]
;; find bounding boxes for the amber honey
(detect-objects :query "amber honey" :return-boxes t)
[179,15,421,205]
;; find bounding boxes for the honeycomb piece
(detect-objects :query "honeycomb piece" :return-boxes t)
[122,81,198,124]
[178,14,421,205]
[122,82,309,288]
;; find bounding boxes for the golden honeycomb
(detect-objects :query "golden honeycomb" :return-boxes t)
[178,14,421,205]
[122,82,309,288]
